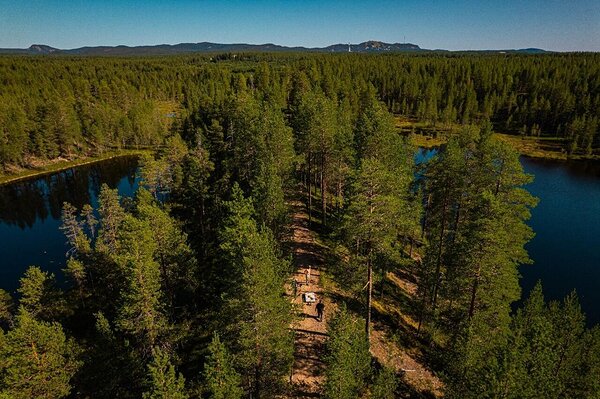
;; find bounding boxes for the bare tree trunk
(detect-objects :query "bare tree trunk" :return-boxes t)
[417,288,426,333]
[308,153,312,225]
[314,167,318,200]
[366,254,373,343]
[468,264,481,319]
[321,153,327,226]
[421,193,432,239]
[430,196,448,314]
[253,364,261,399]
[451,199,462,245]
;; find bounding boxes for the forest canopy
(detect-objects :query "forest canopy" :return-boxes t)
[0,52,599,169]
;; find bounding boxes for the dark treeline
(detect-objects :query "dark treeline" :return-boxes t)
[0,156,138,228]
[1,52,599,398]
[1,52,599,169]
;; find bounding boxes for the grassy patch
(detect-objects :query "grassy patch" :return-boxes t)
[494,133,569,160]
[408,134,447,148]
[396,115,600,160]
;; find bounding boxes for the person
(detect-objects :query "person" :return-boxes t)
[304,268,310,285]
[291,279,297,298]
[316,300,325,322]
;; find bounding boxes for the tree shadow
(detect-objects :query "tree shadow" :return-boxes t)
[397,378,440,399]
[299,312,320,321]
[372,356,439,399]
[376,267,448,361]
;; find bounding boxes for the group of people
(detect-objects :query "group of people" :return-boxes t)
[291,266,325,322]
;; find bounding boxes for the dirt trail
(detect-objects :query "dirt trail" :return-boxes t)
[284,199,441,398]
[287,200,333,398]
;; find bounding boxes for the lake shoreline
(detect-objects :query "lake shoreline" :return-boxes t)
[0,155,142,293]
[0,149,152,186]
[415,147,600,326]
[409,132,600,162]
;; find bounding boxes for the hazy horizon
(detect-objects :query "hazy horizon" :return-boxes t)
[4,40,574,52]
[1,0,599,52]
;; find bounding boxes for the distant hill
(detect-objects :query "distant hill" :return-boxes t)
[65,42,313,56]
[0,41,551,56]
[325,41,421,52]
[0,44,61,55]
[512,48,547,54]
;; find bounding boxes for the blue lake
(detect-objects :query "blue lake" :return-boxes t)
[415,149,600,326]
[1,153,599,325]
[520,157,600,325]
[0,156,140,293]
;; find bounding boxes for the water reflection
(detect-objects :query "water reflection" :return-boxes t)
[0,156,140,293]
[521,156,600,180]
[0,157,139,229]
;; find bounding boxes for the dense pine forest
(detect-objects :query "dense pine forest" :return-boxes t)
[1,52,599,169]
[1,52,600,398]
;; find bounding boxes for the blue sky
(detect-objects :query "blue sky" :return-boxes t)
[1,0,598,51]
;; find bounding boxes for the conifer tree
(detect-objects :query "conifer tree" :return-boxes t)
[142,348,188,399]
[204,333,243,399]
[64,258,87,307]
[162,134,189,187]
[76,312,145,398]
[252,155,287,233]
[175,140,214,259]
[323,306,371,399]
[0,100,27,165]
[343,159,409,339]
[343,96,417,340]
[139,154,172,200]
[220,185,294,398]
[136,188,197,308]
[418,125,536,331]
[80,203,98,239]
[293,90,337,225]
[0,309,81,399]
[97,184,126,253]
[252,101,295,232]
[226,92,263,189]
[447,283,600,399]
[115,215,167,355]
[217,184,257,294]
[17,266,65,321]
[60,201,92,255]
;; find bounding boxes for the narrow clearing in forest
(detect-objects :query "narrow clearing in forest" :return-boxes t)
[285,197,442,398]
[286,199,335,398]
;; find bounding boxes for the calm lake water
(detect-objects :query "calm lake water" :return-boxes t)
[0,156,140,293]
[415,149,600,326]
[1,153,599,325]
[520,157,600,326]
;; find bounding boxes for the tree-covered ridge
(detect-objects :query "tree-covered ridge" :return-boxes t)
[1,52,599,169]
[0,40,424,55]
